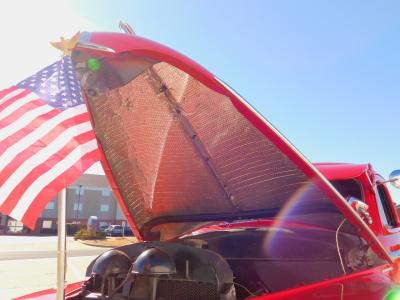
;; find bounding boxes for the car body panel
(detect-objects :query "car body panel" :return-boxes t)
[13,281,83,300]
[255,264,393,300]
[318,162,400,263]
[315,163,370,181]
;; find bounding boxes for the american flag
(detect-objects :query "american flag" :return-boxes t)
[0,56,100,229]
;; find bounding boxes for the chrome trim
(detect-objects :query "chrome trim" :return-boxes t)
[76,42,116,53]
[382,266,393,273]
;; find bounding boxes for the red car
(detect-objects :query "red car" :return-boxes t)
[15,31,400,299]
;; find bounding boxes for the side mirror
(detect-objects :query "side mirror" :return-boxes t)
[389,170,400,189]
[348,197,373,225]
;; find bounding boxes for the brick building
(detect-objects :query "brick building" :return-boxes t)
[0,174,127,235]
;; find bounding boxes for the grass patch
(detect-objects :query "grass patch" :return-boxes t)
[74,229,106,240]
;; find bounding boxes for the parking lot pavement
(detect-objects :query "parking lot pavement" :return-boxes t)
[0,235,99,252]
[0,236,111,299]
[0,255,98,299]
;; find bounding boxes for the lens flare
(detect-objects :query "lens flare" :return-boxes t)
[263,182,316,255]
[385,288,400,300]
[87,58,101,71]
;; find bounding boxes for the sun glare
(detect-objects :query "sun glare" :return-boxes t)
[0,0,104,174]
[0,0,97,87]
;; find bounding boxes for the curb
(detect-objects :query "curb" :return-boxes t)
[78,240,114,248]
[77,238,136,248]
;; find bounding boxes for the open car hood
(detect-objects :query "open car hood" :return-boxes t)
[74,32,390,261]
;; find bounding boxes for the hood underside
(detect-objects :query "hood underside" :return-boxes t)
[73,33,391,262]
[82,58,333,237]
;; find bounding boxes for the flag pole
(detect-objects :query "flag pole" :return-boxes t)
[56,188,67,300]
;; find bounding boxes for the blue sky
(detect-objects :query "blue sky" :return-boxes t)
[2,1,400,198]
[71,1,400,169]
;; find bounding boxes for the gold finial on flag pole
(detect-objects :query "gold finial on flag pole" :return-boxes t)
[51,31,81,56]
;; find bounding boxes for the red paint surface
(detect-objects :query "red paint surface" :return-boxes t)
[315,163,370,180]
[13,281,83,300]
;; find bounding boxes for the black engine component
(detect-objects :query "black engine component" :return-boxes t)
[85,250,133,299]
[133,248,176,275]
[92,250,132,277]
[82,241,236,300]
[156,279,220,299]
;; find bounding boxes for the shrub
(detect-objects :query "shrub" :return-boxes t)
[66,223,81,236]
[74,229,106,240]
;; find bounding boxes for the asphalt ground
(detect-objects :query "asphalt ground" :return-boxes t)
[0,236,111,300]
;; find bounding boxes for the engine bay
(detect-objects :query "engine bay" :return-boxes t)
[80,241,235,300]
[71,222,382,300]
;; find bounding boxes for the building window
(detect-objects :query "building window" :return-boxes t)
[75,187,84,196]
[100,204,109,212]
[7,219,24,233]
[101,188,111,197]
[42,220,52,229]
[73,203,83,211]
[45,201,55,210]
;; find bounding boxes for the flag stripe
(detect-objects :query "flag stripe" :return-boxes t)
[0,109,59,152]
[0,113,91,185]
[0,122,94,207]
[0,104,88,173]
[20,149,100,229]
[0,86,18,100]
[0,103,54,143]
[0,131,97,214]
[10,139,99,221]
[0,99,53,128]
[0,88,26,107]
[0,92,39,120]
